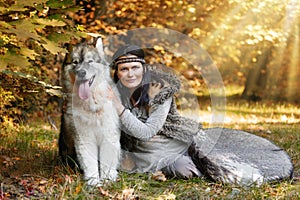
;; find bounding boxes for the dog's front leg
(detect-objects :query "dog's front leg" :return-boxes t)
[99,137,120,181]
[75,138,102,186]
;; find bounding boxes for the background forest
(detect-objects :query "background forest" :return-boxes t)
[0,0,299,199]
[1,0,299,124]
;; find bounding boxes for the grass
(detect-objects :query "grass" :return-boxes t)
[0,99,299,199]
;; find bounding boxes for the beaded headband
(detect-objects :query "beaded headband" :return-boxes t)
[114,57,146,66]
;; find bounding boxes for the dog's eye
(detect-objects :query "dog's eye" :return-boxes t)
[87,59,94,63]
[72,60,79,65]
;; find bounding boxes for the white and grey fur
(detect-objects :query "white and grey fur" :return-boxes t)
[71,38,120,186]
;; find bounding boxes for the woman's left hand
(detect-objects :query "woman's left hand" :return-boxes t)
[148,82,163,99]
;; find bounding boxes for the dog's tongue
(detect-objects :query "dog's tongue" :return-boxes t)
[78,81,89,100]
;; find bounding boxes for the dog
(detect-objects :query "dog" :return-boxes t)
[63,38,121,186]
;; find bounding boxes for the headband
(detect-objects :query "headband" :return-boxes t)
[114,57,146,66]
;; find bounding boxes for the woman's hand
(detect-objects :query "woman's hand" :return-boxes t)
[148,82,163,99]
[107,86,125,116]
[107,86,117,101]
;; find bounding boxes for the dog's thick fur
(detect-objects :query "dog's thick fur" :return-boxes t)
[59,38,120,186]
[59,43,78,169]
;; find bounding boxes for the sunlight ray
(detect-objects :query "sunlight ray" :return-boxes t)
[287,19,299,101]
[280,0,299,100]
[202,3,243,49]
[204,0,300,102]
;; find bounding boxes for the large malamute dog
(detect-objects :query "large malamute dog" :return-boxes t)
[63,38,120,186]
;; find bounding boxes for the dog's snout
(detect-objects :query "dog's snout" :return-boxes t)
[77,70,86,78]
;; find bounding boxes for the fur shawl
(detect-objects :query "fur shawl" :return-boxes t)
[147,64,202,144]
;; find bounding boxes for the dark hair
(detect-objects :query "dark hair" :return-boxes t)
[112,45,150,108]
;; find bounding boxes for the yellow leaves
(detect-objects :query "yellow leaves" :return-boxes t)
[75,25,85,32]
[244,25,281,44]
[6,24,41,42]
[74,182,83,195]
[237,71,243,77]
[0,51,32,69]
[11,0,48,8]
[165,1,173,7]
[153,45,165,53]
[0,87,15,106]
[246,25,263,32]
[245,39,258,45]
[231,55,240,64]
[189,28,202,37]
[41,38,67,54]
[1,70,63,98]
[187,6,196,13]
[0,0,82,74]
[166,21,175,27]
[0,21,11,29]
[264,35,273,42]
[150,23,165,29]
[19,48,38,60]
[35,18,66,27]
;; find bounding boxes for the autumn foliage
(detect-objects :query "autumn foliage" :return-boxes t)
[1,0,300,124]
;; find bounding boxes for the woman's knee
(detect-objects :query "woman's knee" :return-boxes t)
[163,155,202,179]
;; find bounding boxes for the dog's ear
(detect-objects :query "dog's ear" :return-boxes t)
[95,37,105,60]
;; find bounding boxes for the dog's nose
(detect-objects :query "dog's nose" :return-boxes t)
[77,70,86,78]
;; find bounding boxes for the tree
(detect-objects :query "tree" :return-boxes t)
[93,0,300,102]
[0,0,85,123]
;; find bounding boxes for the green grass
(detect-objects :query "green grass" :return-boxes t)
[0,100,299,199]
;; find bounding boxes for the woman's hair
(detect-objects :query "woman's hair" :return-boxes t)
[112,44,150,108]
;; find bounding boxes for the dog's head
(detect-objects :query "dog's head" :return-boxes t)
[71,38,108,100]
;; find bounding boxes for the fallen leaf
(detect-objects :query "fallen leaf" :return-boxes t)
[98,187,111,197]
[122,188,135,199]
[157,193,176,200]
[151,171,167,182]
[74,183,82,194]
[39,180,47,185]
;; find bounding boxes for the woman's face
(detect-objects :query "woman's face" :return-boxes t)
[116,56,144,92]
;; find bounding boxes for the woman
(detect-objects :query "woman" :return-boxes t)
[108,44,293,185]
[109,44,202,179]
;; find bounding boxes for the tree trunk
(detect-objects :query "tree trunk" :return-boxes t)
[242,48,271,101]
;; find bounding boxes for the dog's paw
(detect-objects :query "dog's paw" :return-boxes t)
[86,178,103,187]
[108,170,118,181]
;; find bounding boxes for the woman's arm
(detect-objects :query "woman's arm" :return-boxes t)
[120,98,172,141]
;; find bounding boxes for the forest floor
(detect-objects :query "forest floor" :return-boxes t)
[0,97,299,199]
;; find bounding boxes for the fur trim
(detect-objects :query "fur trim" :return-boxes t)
[148,65,181,106]
[146,64,202,143]
[158,98,201,143]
